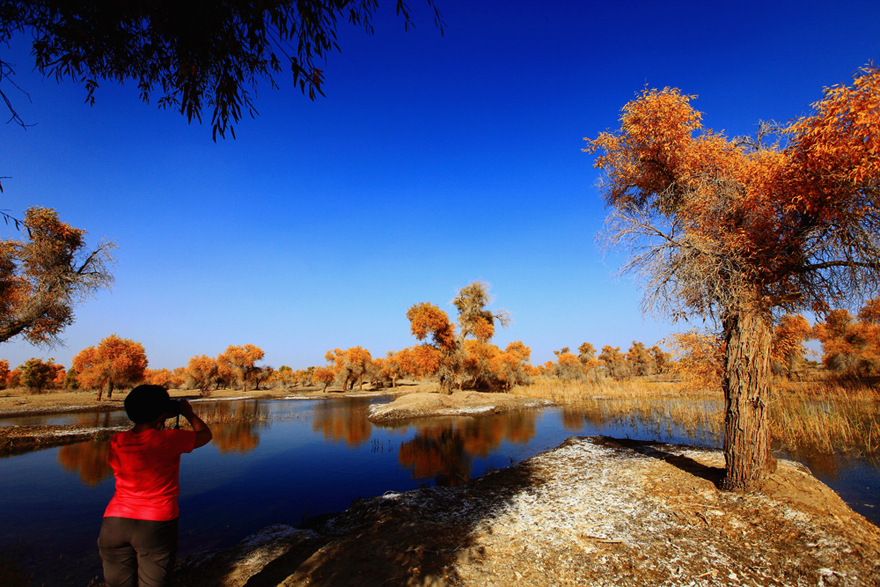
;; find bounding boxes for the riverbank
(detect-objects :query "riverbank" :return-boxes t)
[0,386,550,455]
[173,435,880,587]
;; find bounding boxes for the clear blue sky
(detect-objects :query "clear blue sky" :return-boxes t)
[2,0,878,371]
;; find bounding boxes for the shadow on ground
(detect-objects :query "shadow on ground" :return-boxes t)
[593,436,726,487]
[173,459,542,587]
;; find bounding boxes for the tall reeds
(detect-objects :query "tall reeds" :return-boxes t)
[513,376,880,458]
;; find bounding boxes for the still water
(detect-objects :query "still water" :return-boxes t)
[0,395,877,586]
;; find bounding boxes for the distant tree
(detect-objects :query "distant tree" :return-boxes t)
[72,335,148,400]
[0,359,9,388]
[274,365,295,388]
[626,341,655,376]
[771,315,813,379]
[251,366,273,390]
[217,344,265,391]
[186,354,219,394]
[490,341,533,390]
[813,301,880,376]
[0,207,114,345]
[649,345,671,374]
[585,65,880,490]
[553,350,585,381]
[313,366,336,392]
[18,357,61,393]
[325,346,373,391]
[577,343,595,363]
[407,280,509,394]
[63,366,78,390]
[599,345,631,380]
[665,330,724,391]
[1,1,444,140]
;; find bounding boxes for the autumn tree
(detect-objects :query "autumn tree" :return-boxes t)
[18,357,62,393]
[325,346,373,391]
[771,314,813,379]
[72,335,148,400]
[406,280,510,394]
[313,366,336,392]
[0,359,9,388]
[598,345,631,380]
[626,341,655,376]
[665,330,725,391]
[552,348,586,381]
[584,65,880,490]
[813,301,880,376]
[0,207,114,345]
[186,354,218,395]
[1,1,443,139]
[217,344,265,391]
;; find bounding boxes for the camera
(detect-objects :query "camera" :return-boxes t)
[165,398,182,418]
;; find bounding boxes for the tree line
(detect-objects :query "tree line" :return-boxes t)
[4,289,878,400]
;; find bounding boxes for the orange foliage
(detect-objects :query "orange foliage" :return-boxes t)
[0,207,114,345]
[217,344,264,391]
[186,354,219,394]
[324,346,373,391]
[664,330,724,391]
[406,302,456,350]
[813,300,880,375]
[312,366,336,391]
[771,315,813,365]
[142,368,181,388]
[72,335,148,400]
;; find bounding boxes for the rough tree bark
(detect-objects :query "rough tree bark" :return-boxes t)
[720,304,777,491]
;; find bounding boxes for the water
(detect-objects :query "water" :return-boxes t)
[0,396,877,586]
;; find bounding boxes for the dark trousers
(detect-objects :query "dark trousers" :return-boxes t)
[98,516,179,587]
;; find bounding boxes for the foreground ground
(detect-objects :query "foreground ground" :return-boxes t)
[3,388,880,586]
[173,436,880,587]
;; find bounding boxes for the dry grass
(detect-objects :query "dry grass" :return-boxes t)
[512,376,880,457]
[773,380,880,456]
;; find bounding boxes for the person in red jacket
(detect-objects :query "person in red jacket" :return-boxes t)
[98,385,213,587]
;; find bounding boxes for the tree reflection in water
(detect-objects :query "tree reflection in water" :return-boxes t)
[57,440,112,486]
[208,401,268,454]
[397,411,538,486]
[311,401,372,447]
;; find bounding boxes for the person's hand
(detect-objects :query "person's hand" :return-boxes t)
[178,399,195,419]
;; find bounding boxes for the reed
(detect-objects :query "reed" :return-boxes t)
[513,376,880,457]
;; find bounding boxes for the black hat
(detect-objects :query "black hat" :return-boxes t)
[124,385,171,424]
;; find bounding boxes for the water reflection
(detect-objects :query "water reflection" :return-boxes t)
[204,401,268,454]
[311,401,372,447]
[396,411,538,485]
[56,440,112,486]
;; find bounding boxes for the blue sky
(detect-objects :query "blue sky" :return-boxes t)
[1,0,878,371]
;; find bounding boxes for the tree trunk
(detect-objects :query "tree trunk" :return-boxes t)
[106,381,114,400]
[720,305,777,491]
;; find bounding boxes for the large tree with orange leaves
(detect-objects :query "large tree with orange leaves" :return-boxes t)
[584,65,880,491]
[72,335,148,400]
[0,207,114,345]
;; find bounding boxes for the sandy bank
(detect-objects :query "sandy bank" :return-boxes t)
[367,391,554,422]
